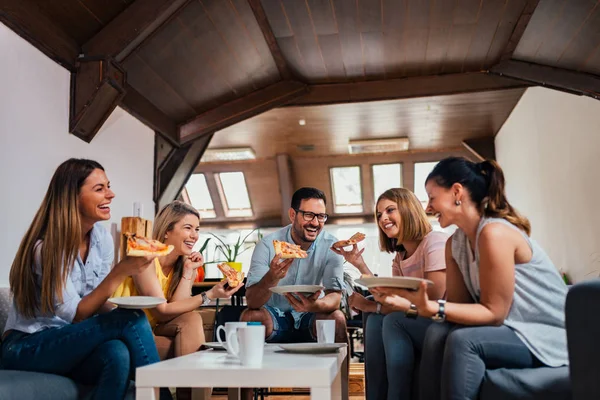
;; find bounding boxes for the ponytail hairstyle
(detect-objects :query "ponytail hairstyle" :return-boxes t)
[426,157,531,235]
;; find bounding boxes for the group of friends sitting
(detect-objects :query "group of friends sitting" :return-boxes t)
[0,156,568,400]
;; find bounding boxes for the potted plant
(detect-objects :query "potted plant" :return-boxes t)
[209,229,260,276]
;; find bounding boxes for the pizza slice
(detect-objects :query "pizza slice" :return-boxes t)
[125,233,174,257]
[273,240,308,259]
[331,232,366,249]
[217,263,244,288]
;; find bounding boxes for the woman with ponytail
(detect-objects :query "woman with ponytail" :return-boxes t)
[373,157,568,400]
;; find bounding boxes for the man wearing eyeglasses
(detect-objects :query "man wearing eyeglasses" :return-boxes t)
[242,187,347,344]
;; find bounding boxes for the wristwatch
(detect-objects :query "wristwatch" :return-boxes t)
[432,299,447,323]
[375,302,382,315]
[200,292,212,306]
[405,303,418,319]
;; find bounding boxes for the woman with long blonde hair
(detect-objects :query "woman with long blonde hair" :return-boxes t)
[332,187,448,400]
[113,201,241,400]
[2,158,167,400]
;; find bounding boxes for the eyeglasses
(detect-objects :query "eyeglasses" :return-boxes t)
[294,209,329,223]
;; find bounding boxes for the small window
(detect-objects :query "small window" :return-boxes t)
[183,174,216,218]
[330,166,363,213]
[372,163,402,202]
[217,172,253,217]
[414,161,439,208]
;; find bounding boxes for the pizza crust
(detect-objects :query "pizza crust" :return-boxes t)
[273,240,308,259]
[125,233,174,257]
[331,232,366,249]
[217,263,244,288]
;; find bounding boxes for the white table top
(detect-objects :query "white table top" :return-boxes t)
[136,343,348,389]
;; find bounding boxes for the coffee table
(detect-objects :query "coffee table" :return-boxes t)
[136,343,348,400]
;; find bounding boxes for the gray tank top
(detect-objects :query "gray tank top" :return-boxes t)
[451,217,568,367]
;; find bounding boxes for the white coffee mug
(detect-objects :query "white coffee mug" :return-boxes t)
[216,322,247,356]
[316,319,335,344]
[227,325,266,366]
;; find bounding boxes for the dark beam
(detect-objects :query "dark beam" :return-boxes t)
[500,0,540,61]
[155,134,213,212]
[287,73,529,106]
[0,0,79,70]
[82,0,189,62]
[490,60,600,100]
[275,154,294,226]
[180,81,308,143]
[462,137,496,161]
[121,86,179,146]
[247,0,293,80]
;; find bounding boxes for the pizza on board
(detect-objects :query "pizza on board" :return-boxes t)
[126,233,174,257]
[331,232,366,249]
[273,240,308,259]
[217,263,245,288]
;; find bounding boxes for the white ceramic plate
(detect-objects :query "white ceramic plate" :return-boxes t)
[108,296,166,309]
[278,343,345,354]
[270,285,324,295]
[355,276,433,291]
[203,342,226,351]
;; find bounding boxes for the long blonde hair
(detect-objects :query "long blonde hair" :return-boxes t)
[376,188,432,253]
[153,201,200,299]
[10,159,105,318]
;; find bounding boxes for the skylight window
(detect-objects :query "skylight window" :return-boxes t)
[217,172,253,217]
[414,161,439,208]
[330,166,363,214]
[372,163,402,202]
[183,174,216,218]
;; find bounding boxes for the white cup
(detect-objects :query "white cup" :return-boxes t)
[216,322,247,356]
[316,320,335,344]
[227,325,266,366]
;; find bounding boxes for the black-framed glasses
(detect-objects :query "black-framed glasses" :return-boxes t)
[294,209,329,223]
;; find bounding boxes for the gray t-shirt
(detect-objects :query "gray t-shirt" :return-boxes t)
[451,217,569,367]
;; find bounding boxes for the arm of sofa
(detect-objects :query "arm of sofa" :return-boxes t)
[566,279,600,400]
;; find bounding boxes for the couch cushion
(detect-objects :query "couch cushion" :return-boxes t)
[481,366,570,400]
[0,370,82,400]
[0,287,11,333]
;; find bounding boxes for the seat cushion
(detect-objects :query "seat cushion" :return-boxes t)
[0,370,82,400]
[481,367,571,400]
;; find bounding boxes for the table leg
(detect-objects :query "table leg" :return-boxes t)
[136,387,157,400]
[311,367,342,400]
[342,350,349,400]
[228,387,242,400]
[192,388,213,400]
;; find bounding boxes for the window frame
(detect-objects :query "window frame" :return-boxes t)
[329,165,364,214]
[215,171,254,218]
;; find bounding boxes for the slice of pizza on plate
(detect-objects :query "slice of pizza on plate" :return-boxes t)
[273,240,308,259]
[331,232,366,249]
[217,263,244,288]
[126,233,174,257]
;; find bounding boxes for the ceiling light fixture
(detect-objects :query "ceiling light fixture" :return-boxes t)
[298,119,306,126]
[200,147,256,162]
[348,137,410,154]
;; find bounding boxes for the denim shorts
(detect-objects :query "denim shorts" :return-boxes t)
[264,305,317,343]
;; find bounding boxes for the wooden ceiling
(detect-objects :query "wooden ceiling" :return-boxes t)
[208,87,526,158]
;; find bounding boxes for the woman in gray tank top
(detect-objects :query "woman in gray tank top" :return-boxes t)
[375,157,568,400]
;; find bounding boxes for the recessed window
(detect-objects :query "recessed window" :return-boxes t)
[330,166,363,214]
[183,174,216,218]
[217,172,253,217]
[372,163,402,202]
[414,161,439,208]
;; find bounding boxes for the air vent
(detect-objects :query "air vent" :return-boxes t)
[348,137,409,154]
[297,144,315,152]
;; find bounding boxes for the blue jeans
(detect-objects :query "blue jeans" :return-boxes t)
[264,305,316,343]
[1,308,171,400]
[421,323,542,400]
[365,312,433,400]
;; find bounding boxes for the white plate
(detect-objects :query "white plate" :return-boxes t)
[355,276,433,291]
[108,296,166,309]
[278,343,345,354]
[270,285,324,295]
[203,342,226,351]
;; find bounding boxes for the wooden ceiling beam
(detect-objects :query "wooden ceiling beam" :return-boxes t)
[155,133,213,212]
[0,0,79,70]
[247,0,293,80]
[180,80,309,144]
[286,73,529,106]
[120,86,179,146]
[490,60,600,100]
[82,0,189,62]
[500,0,540,61]
[462,137,496,161]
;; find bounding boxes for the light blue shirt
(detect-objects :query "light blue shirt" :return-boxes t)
[4,223,114,334]
[246,225,344,322]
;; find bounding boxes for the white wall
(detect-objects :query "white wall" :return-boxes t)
[496,87,600,283]
[0,23,155,286]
